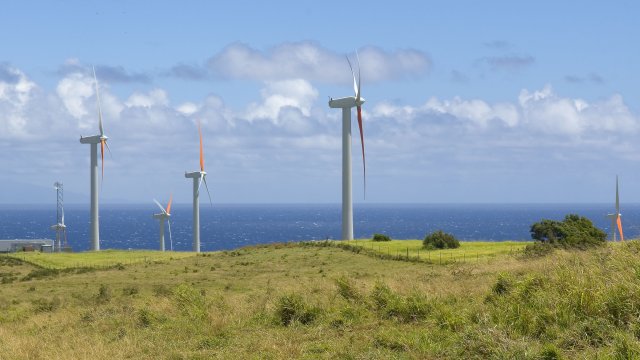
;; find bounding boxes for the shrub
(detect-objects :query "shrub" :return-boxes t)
[529,214,606,250]
[275,293,320,326]
[96,284,111,304]
[423,230,460,249]
[173,283,209,321]
[335,276,361,301]
[372,233,391,242]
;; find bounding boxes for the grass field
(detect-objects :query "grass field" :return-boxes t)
[340,239,529,263]
[1,240,640,359]
[9,249,195,269]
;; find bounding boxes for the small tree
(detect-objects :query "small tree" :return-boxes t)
[423,230,460,249]
[372,233,391,242]
[529,214,606,250]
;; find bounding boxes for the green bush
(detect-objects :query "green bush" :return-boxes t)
[335,276,361,301]
[423,230,460,249]
[529,214,606,250]
[372,233,391,242]
[275,293,320,326]
[173,283,209,321]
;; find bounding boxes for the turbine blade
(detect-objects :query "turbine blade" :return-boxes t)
[198,120,205,172]
[153,199,166,214]
[617,215,624,241]
[203,176,213,206]
[197,175,203,198]
[357,106,366,198]
[105,141,113,158]
[166,194,173,215]
[167,219,173,251]
[100,139,105,183]
[346,56,358,97]
[356,50,361,101]
[93,66,104,136]
[616,175,620,213]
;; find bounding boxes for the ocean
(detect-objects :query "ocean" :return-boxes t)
[0,203,636,252]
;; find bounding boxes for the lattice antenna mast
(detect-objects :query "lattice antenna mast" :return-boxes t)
[51,182,68,252]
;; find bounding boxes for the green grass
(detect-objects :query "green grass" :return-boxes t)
[1,240,639,359]
[310,239,529,264]
[7,249,195,269]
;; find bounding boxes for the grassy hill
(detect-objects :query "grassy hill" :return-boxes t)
[0,240,639,359]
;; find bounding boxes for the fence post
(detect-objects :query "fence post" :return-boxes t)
[406,247,409,260]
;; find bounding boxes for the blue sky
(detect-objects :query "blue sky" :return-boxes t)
[1,0,639,204]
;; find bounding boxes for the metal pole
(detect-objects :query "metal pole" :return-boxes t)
[90,142,99,251]
[159,220,165,252]
[341,107,353,241]
[193,176,200,252]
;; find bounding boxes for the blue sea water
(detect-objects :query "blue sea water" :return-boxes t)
[0,203,637,252]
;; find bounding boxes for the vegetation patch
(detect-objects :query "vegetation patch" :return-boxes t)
[424,230,461,250]
[275,293,320,326]
[529,214,607,251]
[372,233,391,242]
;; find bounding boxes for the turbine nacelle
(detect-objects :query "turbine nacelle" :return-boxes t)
[79,134,108,144]
[328,96,366,109]
[185,171,206,179]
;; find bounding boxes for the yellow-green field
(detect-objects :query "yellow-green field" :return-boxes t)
[342,239,529,262]
[9,249,195,269]
[1,240,639,359]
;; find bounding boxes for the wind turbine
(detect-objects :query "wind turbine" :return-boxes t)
[79,67,111,251]
[185,121,213,253]
[328,52,366,241]
[607,175,624,241]
[153,195,173,251]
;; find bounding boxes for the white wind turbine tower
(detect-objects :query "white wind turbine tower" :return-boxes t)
[153,195,173,251]
[79,67,111,251]
[328,52,367,241]
[607,175,624,241]
[185,121,213,253]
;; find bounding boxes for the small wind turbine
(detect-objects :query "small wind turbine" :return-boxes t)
[607,175,624,241]
[328,52,366,240]
[153,195,173,251]
[79,67,111,251]
[185,121,213,253]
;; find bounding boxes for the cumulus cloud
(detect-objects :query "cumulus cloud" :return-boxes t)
[479,54,535,71]
[207,42,431,84]
[58,59,150,83]
[565,73,605,85]
[519,85,636,135]
[245,79,318,123]
[2,60,639,203]
[483,40,513,50]
[0,65,39,138]
[164,63,209,81]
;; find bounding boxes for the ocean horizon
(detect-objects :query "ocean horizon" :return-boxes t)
[0,203,636,252]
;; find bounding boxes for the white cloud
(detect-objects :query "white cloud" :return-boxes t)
[125,89,170,108]
[207,42,431,84]
[245,79,318,125]
[2,61,640,204]
[519,85,637,136]
[55,73,94,119]
[0,65,38,139]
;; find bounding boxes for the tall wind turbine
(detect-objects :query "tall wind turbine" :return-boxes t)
[153,195,173,251]
[79,67,110,251]
[185,121,212,253]
[328,53,366,241]
[607,176,624,241]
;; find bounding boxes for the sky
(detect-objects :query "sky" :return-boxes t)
[1,0,639,204]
